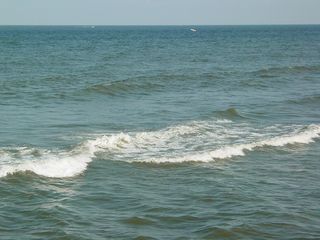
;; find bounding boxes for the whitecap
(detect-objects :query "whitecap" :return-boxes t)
[0,121,319,178]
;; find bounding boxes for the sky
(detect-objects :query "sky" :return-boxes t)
[1,0,320,25]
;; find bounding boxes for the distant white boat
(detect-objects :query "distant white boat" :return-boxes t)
[91,26,95,29]
[190,28,197,32]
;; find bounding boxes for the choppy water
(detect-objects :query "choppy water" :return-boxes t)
[1,25,320,239]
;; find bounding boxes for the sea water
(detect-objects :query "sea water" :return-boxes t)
[0,25,320,239]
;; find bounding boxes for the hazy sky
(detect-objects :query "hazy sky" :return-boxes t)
[1,0,320,25]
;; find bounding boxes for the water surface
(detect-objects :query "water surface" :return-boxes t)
[0,25,320,239]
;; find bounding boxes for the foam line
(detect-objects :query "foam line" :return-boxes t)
[0,123,319,178]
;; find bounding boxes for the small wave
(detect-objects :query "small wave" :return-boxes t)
[288,95,320,105]
[86,80,161,96]
[122,216,155,226]
[0,148,93,178]
[1,121,319,178]
[0,123,207,178]
[138,124,320,163]
[213,108,245,119]
[252,65,320,77]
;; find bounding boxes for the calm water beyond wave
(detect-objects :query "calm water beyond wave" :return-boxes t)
[0,25,320,239]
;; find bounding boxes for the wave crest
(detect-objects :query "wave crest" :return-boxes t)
[252,65,320,77]
[213,108,244,119]
[142,124,320,163]
[86,80,161,96]
[0,122,319,178]
[289,95,320,105]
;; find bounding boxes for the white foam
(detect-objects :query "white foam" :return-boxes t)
[136,124,320,163]
[0,122,319,178]
[0,154,91,178]
[85,133,133,151]
[0,145,94,178]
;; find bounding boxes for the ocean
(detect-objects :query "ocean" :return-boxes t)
[0,25,320,239]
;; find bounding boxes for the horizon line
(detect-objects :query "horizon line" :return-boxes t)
[0,23,320,27]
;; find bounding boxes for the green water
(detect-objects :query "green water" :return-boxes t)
[0,25,320,239]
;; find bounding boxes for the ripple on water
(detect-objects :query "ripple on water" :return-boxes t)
[122,216,155,226]
[194,225,274,239]
[133,236,157,240]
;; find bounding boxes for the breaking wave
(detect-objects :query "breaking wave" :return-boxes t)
[142,124,320,163]
[0,120,319,178]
